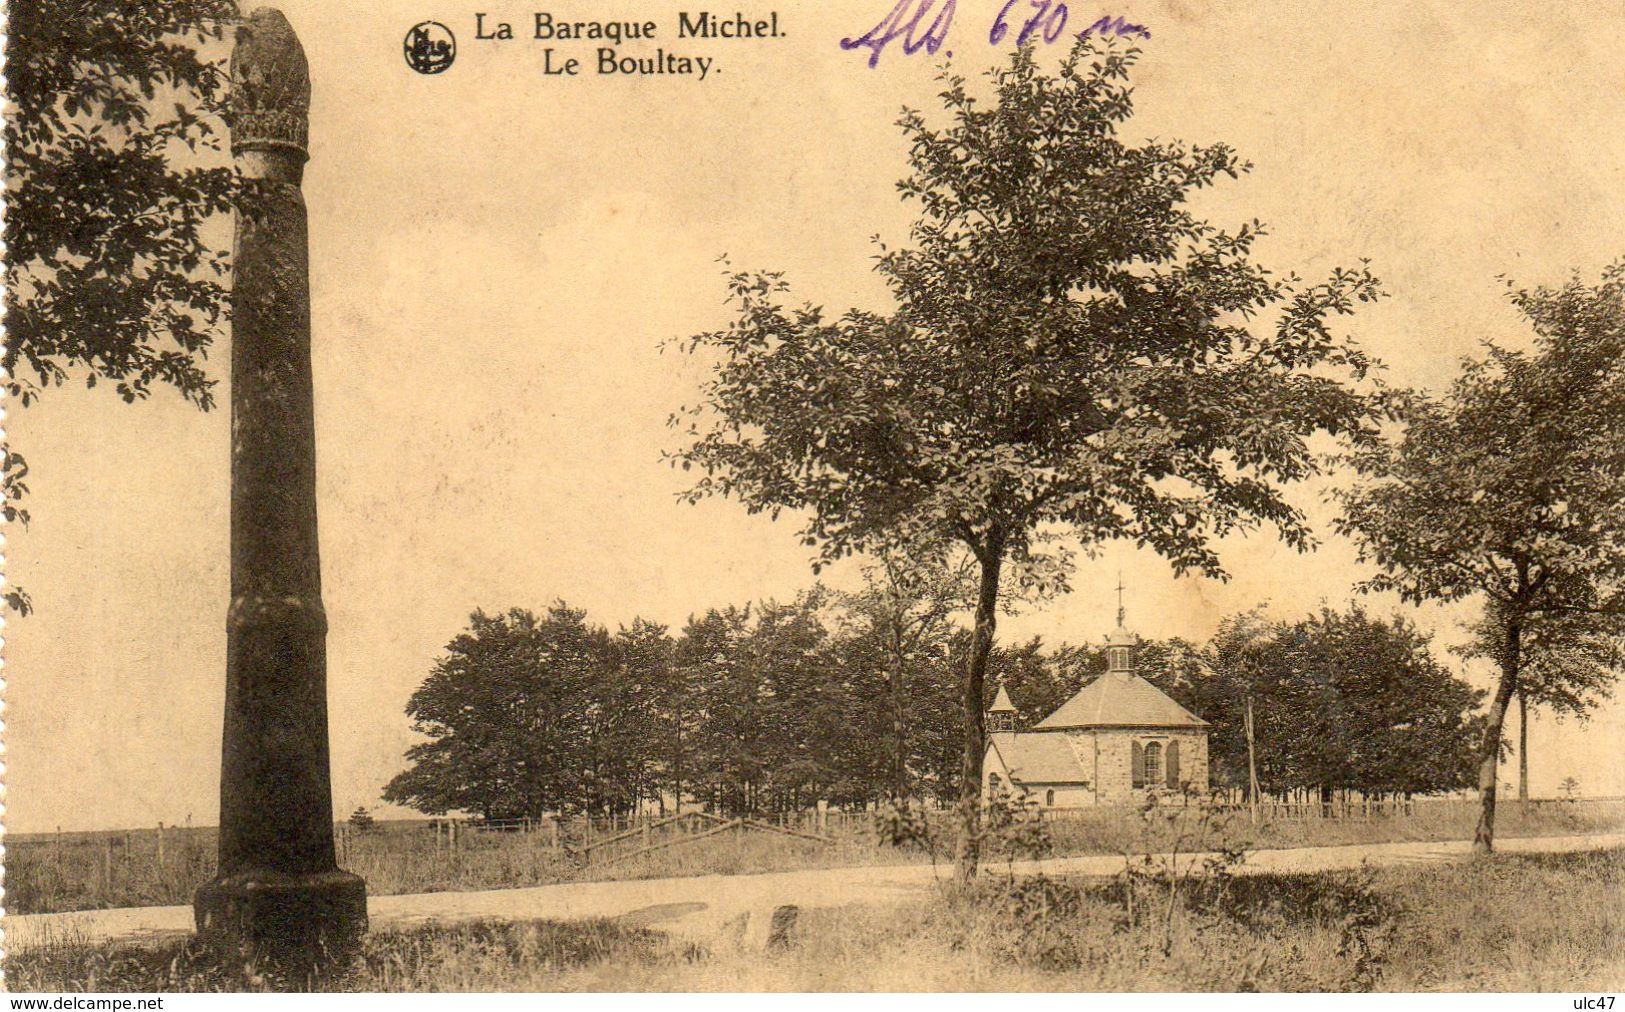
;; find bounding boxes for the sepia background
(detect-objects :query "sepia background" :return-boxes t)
[8,0,1624,834]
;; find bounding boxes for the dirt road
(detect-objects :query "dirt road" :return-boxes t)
[7,832,1620,952]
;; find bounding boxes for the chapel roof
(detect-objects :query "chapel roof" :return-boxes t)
[1106,624,1138,648]
[988,684,1017,713]
[1033,672,1208,730]
[986,731,1090,784]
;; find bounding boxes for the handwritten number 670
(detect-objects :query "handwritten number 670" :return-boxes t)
[990,0,1069,46]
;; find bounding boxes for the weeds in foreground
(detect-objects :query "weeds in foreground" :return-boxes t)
[934,855,1409,992]
[5,919,686,993]
[873,787,1053,876]
[8,848,1622,992]
[928,868,1399,991]
[1116,792,1249,956]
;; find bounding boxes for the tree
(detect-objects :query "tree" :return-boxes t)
[820,628,898,805]
[677,605,760,814]
[749,591,843,811]
[836,546,973,799]
[1134,637,1208,712]
[670,40,1385,878]
[1198,609,1336,797]
[1336,262,1625,851]
[1292,607,1482,797]
[676,591,852,814]
[1459,604,1621,809]
[612,619,681,814]
[1195,607,1481,800]
[384,605,619,819]
[982,635,1088,727]
[585,619,675,815]
[4,2,239,613]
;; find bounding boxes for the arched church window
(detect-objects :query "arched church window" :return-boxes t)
[1143,742,1163,786]
[1045,789,1055,807]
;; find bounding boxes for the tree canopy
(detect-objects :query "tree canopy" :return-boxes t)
[4,1,239,613]
[1335,261,1625,850]
[383,606,624,820]
[383,585,1484,823]
[834,546,973,799]
[1195,607,1482,797]
[671,39,1386,877]
[5,1,235,409]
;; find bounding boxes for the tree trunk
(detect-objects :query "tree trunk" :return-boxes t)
[1518,689,1529,814]
[891,655,908,802]
[673,692,684,815]
[887,614,909,803]
[1245,693,1260,826]
[955,536,1004,882]
[1474,618,1521,854]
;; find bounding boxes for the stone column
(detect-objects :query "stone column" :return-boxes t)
[194,7,366,957]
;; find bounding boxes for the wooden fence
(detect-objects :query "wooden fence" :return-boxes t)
[327,795,1624,857]
[1197,793,1624,821]
[19,795,1623,863]
[334,806,863,858]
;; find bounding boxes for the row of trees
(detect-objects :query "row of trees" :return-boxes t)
[383,589,1485,821]
[382,593,942,821]
[999,607,1490,798]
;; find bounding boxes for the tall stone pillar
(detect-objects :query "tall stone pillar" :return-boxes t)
[194,7,367,957]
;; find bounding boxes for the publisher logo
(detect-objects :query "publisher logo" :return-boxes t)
[404,21,455,74]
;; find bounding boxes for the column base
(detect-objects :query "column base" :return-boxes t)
[195,869,367,964]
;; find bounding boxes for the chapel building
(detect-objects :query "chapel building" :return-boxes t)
[983,614,1209,807]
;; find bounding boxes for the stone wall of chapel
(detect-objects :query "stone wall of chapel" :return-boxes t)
[1079,729,1208,804]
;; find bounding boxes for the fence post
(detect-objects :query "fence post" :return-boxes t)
[103,836,114,893]
[157,822,167,866]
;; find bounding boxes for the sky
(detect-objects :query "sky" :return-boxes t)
[8,0,1625,832]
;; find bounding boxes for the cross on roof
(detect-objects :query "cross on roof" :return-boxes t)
[1116,571,1126,628]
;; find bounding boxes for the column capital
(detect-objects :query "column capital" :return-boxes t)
[231,8,310,164]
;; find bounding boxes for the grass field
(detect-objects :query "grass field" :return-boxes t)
[6,799,1622,916]
[9,847,1622,992]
